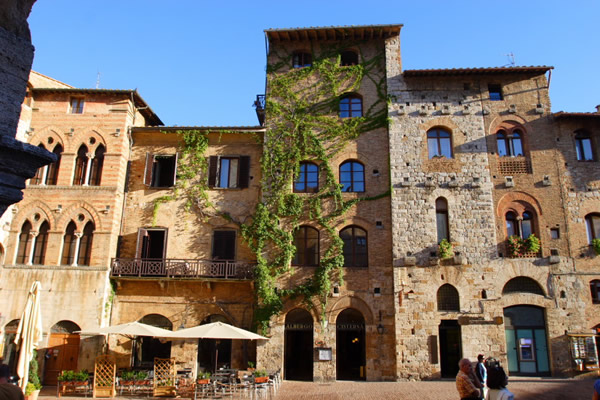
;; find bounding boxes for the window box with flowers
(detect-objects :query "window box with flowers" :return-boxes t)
[507,234,541,258]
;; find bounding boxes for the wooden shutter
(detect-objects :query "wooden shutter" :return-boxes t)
[143,153,154,186]
[208,156,218,187]
[238,156,250,188]
[135,228,148,258]
[171,153,179,186]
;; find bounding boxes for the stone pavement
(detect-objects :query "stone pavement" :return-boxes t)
[38,376,596,400]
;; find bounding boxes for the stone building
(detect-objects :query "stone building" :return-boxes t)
[1,23,599,384]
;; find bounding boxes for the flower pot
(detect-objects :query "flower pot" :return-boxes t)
[254,377,269,383]
[196,379,210,385]
[25,389,40,400]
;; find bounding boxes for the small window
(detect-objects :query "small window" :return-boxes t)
[339,95,362,118]
[437,284,460,311]
[339,161,365,192]
[427,128,453,159]
[70,97,84,114]
[292,51,312,68]
[340,50,358,66]
[590,280,600,304]
[144,154,178,188]
[436,197,449,243]
[575,131,595,161]
[488,84,503,101]
[294,162,319,193]
[550,228,560,239]
[585,214,600,243]
[340,226,368,267]
[208,156,250,189]
[293,226,319,266]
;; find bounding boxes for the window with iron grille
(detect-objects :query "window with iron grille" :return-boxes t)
[437,284,460,311]
[502,277,544,296]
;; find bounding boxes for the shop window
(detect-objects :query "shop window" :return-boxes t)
[575,131,595,161]
[502,277,544,296]
[488,84,503,101]
[497,130,523,157]
[212,230,236,260]
[208,155,250,189]
[144,153,178,188]
[294,162,319,193]
[590,280,600,304]
[69,97,84,114]
[340,50,358,66]
[339,161,365,192]
[340,225,367,267]
[436,197,449,243]
[586,214,600,243]
[437,284,460,311]
[339,94,362,118]
[292,51,312,68]
[293,226,319,266]
[427,128,453,159]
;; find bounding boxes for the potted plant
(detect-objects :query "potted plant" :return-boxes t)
[438,239,454,259]
[134,370,149,385]
[74,370,89,386]
[592,238,600,255]
[119,370,136,386]
[507,235,524,257]
[247,361,255,372]
[525,234,541,253]
[253,369,269,384]
[196,371,211,385]
[25,351,42,400]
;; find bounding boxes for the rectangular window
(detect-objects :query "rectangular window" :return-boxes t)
[488,84,503,101]
[144,153,178,188]
[208,155,250,189]
[69,97,84,114]
[550,228,560,239]
[576,137,594,161]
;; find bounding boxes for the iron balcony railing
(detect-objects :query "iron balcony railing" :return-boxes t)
[110,258,255,280]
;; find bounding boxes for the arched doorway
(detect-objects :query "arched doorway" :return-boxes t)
[197,315,231,373]
[504,305,550,376]
[2,320,20,376]
[284,309,313,381]
[336,308,366,380]
[134,314,172,368]
[44,320,81,385]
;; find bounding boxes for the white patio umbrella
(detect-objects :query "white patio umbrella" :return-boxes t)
[170,322,267,340]
[77,321,177,338]
[14,281,43,392]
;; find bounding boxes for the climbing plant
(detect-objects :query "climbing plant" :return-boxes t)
[241,41,391,332]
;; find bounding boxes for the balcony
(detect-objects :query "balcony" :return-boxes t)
[254,94,265,126]
[110,258,255,280]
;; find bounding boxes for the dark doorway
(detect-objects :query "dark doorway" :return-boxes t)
[133,314,172,368]
[2,320,19,376]
[439,320,462,378]
[212,231,236,260]
[284,309,313,381]
[504,305,550,376]
[137,228,167,259]
[197,315,232,373]
[336,309,366,381]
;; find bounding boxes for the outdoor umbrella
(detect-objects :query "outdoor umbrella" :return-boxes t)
[14,281,43,392]
[170,322,267,373]
[77,321,177,338]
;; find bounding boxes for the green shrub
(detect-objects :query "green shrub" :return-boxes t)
[592,238,600,255]
[438,239,454,259]
[254,369,268,377]
[525,234,541,253]
[134,371,149,381]
[28,350,42,391]
[120,370,135,381]
[74,370,89,382]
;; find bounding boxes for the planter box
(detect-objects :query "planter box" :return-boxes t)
[254,377,269,383]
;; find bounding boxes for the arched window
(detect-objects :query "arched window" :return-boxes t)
[502,277,544,296]
[505,211,518,237]
[339,161,365,192]
[427,128,452,158]
[46,144,63,185]
[30,144,46,185]
[590,280,600,304]
[340,50,358,66]
[73,145,89,185]
[88,145,105,186]
[586,213,600,243]
[294,162,319,193]
[339,94,362,118]
[61,221,77,266]
[505,209,536,239]
[16,221,32,264]
[497,129,523,157]
[436,197,449,242]
[292,51,312,68]
[31,221,49,265]
[293,226,319,266]
[575,130,595,161]
[437,284,460,311]
[78,222,94,266]
[340,226,367,267]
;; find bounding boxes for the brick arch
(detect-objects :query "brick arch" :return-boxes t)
[488,116,528,135]
[56,201,102,232]
[327,295,374,325]
[428,267,473,296]
[79,127,108,151]
[419,117,462,136]
[335,215,374,231]
[496,191,543,218]
[29,127,65,150]
[11,201,56,231]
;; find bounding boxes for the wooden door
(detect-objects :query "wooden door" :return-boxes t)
[44,334,80,385]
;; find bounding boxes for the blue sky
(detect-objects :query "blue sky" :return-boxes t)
[29,0,599,127]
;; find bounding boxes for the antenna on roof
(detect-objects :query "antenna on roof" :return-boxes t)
[503,53,515,67]
[95,71,101,89]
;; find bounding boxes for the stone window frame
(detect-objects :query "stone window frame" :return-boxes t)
[590,280,600,304]
[292,225,320,267]
[574,129,596,162]
[292,50,312,68]
[294,161,319,193]
[339,225,368,268]
[426,127,453,159]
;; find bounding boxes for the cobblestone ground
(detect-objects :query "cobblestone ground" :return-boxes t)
[39,376,596,399]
